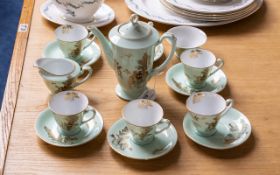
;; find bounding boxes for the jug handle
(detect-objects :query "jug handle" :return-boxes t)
[150,33,176,78]
[71,66,93,88]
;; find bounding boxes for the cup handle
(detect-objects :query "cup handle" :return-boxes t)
[221,99,234,116]
[82,31,95,51]
[209,58,224,77]
[81,106,96,125]
[149,33,176,80]
[71,66,93,88]
[155,119,171,134]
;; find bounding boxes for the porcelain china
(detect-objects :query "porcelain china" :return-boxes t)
[43,40,101,66]
[122,99,171,145]
[107,118,177,160]
[165,63,227,96]
[36,58,92,93]
[180,49,224,89]
[89,14,176,100]
[161,0,260,22]
[35,108,103,147]
[49,91,96,135]
[125,0,263,26]
[34,58,75,76]
[55,24,95,60]
[167,26,207,57]
[183,108,251,149]
[186,92,233,136]
[165,0,255,14]
[40,0,115,27]
[51,0,103,23]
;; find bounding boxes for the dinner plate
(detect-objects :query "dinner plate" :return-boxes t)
[165,0,255,14]
[161,0,259,21]
[125,0,263,27]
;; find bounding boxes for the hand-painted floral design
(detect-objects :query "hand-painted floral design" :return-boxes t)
[192,92,205,104]
[44,126,78,144]
[138,99,153,108]
[64,91,80,101]
[111,127,132,151]
[224,119,249,144]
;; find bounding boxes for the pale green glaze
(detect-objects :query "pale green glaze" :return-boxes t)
[35,108,103,147]
[89,14,176,100]
[43,40,101,66]
[39,59,92,94]
[107,119,177,160]
[165,63,227,96]
[183,108,251,150]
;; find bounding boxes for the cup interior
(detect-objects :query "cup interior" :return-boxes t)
[55,24,88,42]
[49,91,88,116]
[167,26,207,49]
[122,99,164,127]
[180,49,216,68]
[40,58,75,75]
[186,92,226,116]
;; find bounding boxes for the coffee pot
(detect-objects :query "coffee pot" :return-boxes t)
[89,14,176,100]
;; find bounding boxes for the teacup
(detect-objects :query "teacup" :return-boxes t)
[52,0,103,23]
[37,58,92,94]
[180,48,224,89]
[186,92,233,136]
[49,91,96,136]
[167,26,207,58]
[122,99,171,145]
[55,24,95,61]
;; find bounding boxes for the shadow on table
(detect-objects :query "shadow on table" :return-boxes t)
[186,131,256,159]
[38,128,106,158]
[110,140,181,171]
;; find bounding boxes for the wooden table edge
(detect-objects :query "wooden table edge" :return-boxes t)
[0,0,35,174]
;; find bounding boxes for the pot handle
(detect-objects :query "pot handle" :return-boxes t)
[71,66,93,88]
[150,33,176,78]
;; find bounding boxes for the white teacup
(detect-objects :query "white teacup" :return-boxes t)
[52,0,103,23]
[180,48,224,89]
[55,24,95,61]
[186,92,233,136]
[49,91,96,136]
[122,99,171,145]
[167,26,207,57]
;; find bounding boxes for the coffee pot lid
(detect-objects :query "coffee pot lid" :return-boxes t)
[118,14,152,40]
[109,14,159,49]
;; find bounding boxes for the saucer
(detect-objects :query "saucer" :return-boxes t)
[107,119,177,160]
[35,108,103,147]
[154,44,164,61]
[42,40,101,66]
[183,108,251,150]
[40,0,115,27]
[165,63,227,96]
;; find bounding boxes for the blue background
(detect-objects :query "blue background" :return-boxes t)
[0,0,23,106]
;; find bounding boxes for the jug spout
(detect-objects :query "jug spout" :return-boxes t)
[88,26,114,68]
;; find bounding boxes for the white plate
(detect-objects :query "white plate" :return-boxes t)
[161,0,259,21]
[125,0,263,27]
[165,0,255,14]
[40,0,115,27]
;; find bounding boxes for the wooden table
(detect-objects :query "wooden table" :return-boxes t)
[1,0,280,174]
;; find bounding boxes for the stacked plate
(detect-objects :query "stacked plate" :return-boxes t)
[125,0,263,26]
[160,0,262,22]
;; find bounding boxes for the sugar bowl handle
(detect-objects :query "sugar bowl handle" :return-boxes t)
[150,33,176,78]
